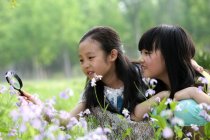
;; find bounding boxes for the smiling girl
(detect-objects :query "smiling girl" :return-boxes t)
[138,24,210,126]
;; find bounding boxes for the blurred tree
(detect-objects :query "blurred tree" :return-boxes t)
[1,0,210,79]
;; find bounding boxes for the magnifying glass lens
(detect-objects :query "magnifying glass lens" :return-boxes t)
[9,76,21,89]
[5,71,23,90]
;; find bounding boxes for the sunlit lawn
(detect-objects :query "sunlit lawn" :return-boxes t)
[22,77,86,111]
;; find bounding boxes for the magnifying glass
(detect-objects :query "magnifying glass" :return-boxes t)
[5,70,24,96]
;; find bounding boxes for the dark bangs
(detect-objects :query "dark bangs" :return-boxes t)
[138,27,160,52]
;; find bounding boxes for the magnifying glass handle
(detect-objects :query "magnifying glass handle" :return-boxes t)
[18,89,24,96]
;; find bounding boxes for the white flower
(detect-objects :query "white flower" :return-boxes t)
[171,117,184,126]
[143,113,149,119]
[175,105,182,111]
[83,109,91,115]
[186,132,192,137]
[162,127,174,139]
[91,73,103,87]
[165,98,172,105]
[198,77,208,84]
[149,79,157,88]
[5,71,13,78]
[191,124,199,131]
[122,108,130,120]
[145,89,156,97]
[160,110,173,118]
[91,78,97,87]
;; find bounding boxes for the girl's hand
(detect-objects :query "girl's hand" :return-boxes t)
[20,90,41,105]
[191,59,203,72]
[173,87,195,101]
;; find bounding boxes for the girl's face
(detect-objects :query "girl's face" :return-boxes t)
[79,38,114,80]
[140,49,167,80]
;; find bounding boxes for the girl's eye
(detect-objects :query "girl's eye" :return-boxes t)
[79,59,83,63]
[141,50,152,55]
[89,56,95,60]
[145,51,152,55]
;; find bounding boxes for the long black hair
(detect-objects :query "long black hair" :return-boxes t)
[79,26,146,114]
[138,24,201,99]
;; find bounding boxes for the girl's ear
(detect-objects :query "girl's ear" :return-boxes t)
[109,49,118,61]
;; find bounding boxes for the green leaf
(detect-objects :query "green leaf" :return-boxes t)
[204,122,210,138]
[174,125,183,138]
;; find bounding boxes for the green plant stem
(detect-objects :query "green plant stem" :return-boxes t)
[94,87,103,110]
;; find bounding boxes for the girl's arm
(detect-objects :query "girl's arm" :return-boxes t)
[59,102,86,126]
[21,90,86,124]
[131,91,169,121]
[174,87,210,104]
[69,102,86,118]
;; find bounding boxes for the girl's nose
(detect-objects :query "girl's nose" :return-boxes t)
[139,55,144,64]
[83,61,90,68]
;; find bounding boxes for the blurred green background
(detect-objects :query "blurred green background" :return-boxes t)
[1,0,210,81]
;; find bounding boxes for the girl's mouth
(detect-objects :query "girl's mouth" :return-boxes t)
[87,71,95,77]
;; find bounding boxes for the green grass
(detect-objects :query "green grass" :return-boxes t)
[21,77,86,111]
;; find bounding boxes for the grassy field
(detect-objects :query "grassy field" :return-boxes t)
[21,77,86,111]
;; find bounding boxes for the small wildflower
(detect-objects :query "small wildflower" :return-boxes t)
[8,128,17,137]
[160,110,173,118]
[175,105,182,111]
[91,73,103,87]
[31,118,43,130]
[145,89,156,97]
[165,98,172,105]
[66,117,79,130]
[149,79,158,88]
[59,88,74,99]
[78,111,84,117]
[91,78,97,87]
[143,113,149,119]
[191,124,199,131]
[171,117,184,126]
[83,109,91,115]
[199,110,210,121]
[79,117,87,129]
[5,71,13,78]
[59,110,70,120]
[198,77,208,84]
[162,127,174,139]
[9,86,16,95]
[122,108,130,120]
[186,132,192,137]
[0,85,7,93]
[19,123,27,133]
[198,86,203,92]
